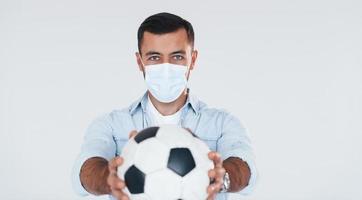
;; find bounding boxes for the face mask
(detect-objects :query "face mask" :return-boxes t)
[144,63,188,103]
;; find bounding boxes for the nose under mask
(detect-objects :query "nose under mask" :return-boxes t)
[144,63,188,103]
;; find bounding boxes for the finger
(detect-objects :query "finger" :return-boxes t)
[208,167,225,192]
[128,130,138,139]
[207,168,224,193]
[208,151,223,168]
[111,178,126,189]
[208,182,223,194]
[207,184,215,194]
[214,181,223,192]
[215,167,226,182]
[216,167,226,176]
[108,175,126,190]
[120,195,130,200]
[208,169,216,179]
[109,156,124,170]
[209,181,222,191]
[206,186,218,200]
[208,193,216,200]
[208,167,225,179]
[207,181,222,193]
[111,189,127,200]
[109,157,124,174]
[110,180,128,199]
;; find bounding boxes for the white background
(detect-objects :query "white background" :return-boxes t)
[1,0,361,199]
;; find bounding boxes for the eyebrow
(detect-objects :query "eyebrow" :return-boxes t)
[170,50,186,55]
[144,50,186,57]
[145,51,161,56]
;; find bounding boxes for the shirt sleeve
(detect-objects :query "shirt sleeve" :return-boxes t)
[217,112,258,195]
[71,114,116,196]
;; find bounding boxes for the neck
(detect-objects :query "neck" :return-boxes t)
[148,90,188,116]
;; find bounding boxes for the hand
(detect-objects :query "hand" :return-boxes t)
[207,151,226,200]
[128,130,137,139]
[106,130,138,200]
[107,156,129,200]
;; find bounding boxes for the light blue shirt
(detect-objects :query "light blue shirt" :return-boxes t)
[72,90,258,200]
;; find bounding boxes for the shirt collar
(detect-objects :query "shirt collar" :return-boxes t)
[129,88,199,115]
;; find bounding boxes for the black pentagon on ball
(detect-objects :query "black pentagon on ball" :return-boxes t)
[134,126,159,143]
[124,165,145,194]
[167,148,196,177]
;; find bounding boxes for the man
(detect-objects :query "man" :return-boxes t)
[72,12,257,200]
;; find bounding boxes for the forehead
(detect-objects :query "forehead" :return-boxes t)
[140,28,192,55]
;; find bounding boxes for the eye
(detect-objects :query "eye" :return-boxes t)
[173,55,184,60]
[148,56,160,61]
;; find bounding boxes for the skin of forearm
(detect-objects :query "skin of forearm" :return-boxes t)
[80,157,111,195]
[222,157,251,192]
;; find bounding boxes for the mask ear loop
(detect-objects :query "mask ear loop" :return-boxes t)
[185,49,197,95]
[184,63,192,95]
[139,57,146,79]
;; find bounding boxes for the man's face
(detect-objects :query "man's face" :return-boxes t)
[136,28,198,78]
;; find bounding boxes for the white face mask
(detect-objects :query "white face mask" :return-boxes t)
[144,63,188,103]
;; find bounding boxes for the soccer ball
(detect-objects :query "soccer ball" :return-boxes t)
[117,125,214,200]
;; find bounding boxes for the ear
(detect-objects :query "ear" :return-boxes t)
[135,52,144,71]
[190,50,198,70]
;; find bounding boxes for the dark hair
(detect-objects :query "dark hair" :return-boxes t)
[137,12,194,53]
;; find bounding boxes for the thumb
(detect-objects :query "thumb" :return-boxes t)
[128,130,138,139]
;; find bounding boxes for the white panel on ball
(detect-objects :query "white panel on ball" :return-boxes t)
[189,138,214,170]
[145,168,182,200]
[181,168,210,200]
[134,138,169,174]
[128,193,151,200]
[156,125,194,148]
